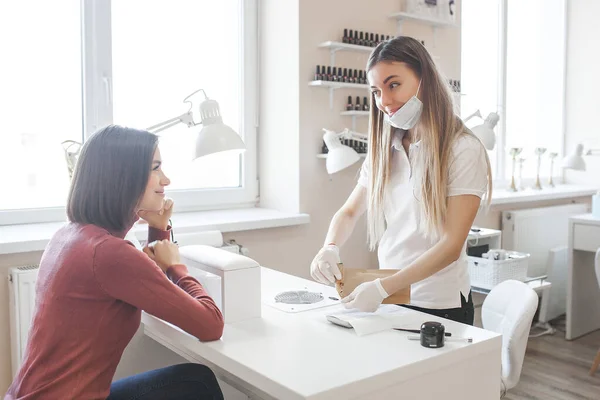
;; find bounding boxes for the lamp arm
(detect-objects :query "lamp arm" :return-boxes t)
[146,111,198,134]
[463,109,482,124]
[340,128,369,144]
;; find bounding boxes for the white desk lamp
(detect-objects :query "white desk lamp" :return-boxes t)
[148,90,259,323]
[562,143,586,171]
[147,89,245,159]
[322,128,368,174]
[463,110,499,151]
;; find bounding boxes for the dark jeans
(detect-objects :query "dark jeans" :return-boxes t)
[107,364,224,400]
[401,291,475,326]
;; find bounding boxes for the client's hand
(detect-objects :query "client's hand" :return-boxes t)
[143,240,181,272]
[138,198,174,231]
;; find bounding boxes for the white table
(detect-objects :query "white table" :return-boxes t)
[567,214,600,340]
[142,267,502,400]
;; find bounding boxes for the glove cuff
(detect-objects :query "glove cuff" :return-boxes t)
[325,244,340,255]
[374,278,390,299]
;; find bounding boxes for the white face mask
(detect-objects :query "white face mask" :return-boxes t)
[385,81,423,130]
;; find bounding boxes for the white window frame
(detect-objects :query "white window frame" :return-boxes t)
[0,0,258,225]
[462,0,567,189]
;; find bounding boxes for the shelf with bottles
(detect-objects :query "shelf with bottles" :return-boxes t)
[342,96,370,130]
[309,76,368,110]
[320,29,394,66]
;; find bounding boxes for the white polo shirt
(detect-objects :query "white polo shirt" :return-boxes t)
[358,129,488,309]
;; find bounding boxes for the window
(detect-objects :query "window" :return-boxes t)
[0,0,83,216]
[461,0,566,184]
[0,0,257,225]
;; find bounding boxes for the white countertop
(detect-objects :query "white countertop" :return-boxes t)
[143,268,501,400]
[570,213,600,224]
[0,207,309,255]
[2,184,594,256]
[491,184,597,206]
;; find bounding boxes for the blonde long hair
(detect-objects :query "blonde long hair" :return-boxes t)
[366,37,492,250]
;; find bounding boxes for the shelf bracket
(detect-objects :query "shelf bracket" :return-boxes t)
[330,48,340,67]
[396,20,404,36]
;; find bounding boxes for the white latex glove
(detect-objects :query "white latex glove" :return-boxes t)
[340,278,389,312]
[310,244,342,284]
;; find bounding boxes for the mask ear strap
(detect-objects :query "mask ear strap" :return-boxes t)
[416,80,422,96]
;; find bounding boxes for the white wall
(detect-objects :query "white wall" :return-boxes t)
[564,0,600,185]
[0,0,463,395]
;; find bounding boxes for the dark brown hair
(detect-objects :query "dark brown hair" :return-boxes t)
[67,125,158,233]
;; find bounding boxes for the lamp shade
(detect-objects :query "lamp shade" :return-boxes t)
[326,147,361,174]
[562,143,586,171]
[471,112,499,150]
[194,123,245,159]
[194,98,245,159]
[322,129,361,174]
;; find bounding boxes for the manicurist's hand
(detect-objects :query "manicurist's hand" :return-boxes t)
[310,244,342,284]
[340,278,389,312]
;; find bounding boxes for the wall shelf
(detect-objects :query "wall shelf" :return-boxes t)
[341,110,369,130]
[309,80,369,90]
[389,11,457,47]
[389,11,458,28]
[309,80,369,109]
[340,110,369,116]
[318,41,375,54]
[317,153,367,159]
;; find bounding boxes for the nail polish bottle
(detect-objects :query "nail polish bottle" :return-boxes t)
[348,29,354,45]
[343,68,348,83]
[457,80,461,93]
[321,65,327,81]
[332,67,338,82]
[343,29,349,44]
[387,35,391,40]
[346,96,353,111]
[355,96,361,111]
[370,33,375,47]
[326,66,332,81]
[354,30,359,45]
[353,69,358,84]
[375,33,380,45]
[363,96,369,111]
[314,65,321,81]
[359,32,364,46]
[338,68,343,82]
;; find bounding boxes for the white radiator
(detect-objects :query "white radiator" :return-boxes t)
[8,265,39,379]
[502,203,588,278]
[7,230,247,378]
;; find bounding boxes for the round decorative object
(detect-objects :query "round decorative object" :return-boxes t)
[274,290,324,304]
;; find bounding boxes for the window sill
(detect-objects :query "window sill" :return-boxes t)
[0,207,310,256]
[490,184,598,206]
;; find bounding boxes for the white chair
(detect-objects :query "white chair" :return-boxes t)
[482,280,539,397]
[590,249,600,376]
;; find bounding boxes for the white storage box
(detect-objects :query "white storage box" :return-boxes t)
[468,251,529,290]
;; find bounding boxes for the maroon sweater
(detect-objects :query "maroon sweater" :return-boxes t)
[5,223,224,400]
